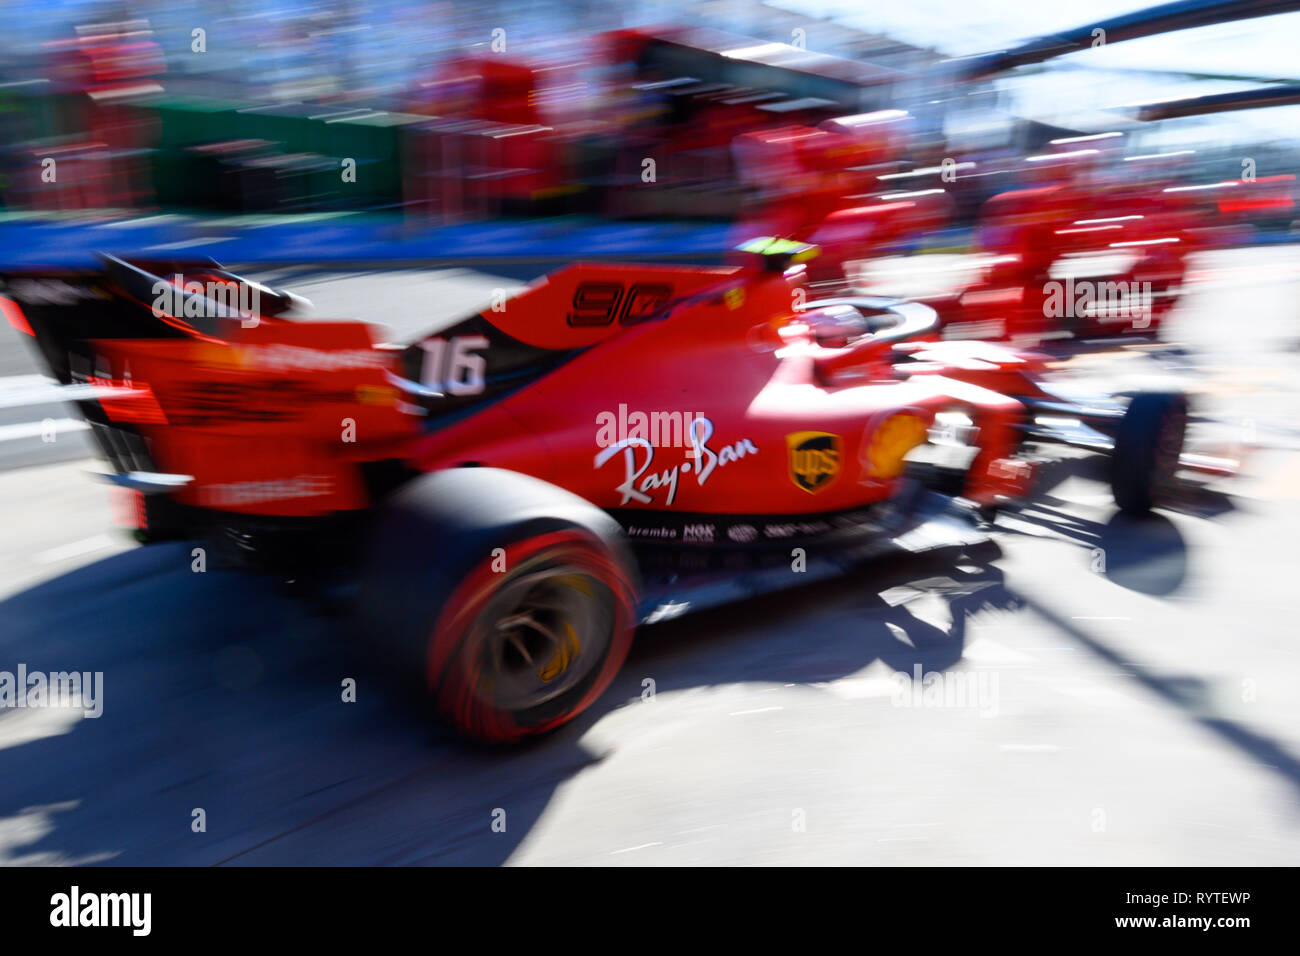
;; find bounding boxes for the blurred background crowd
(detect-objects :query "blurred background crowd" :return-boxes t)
[0,0,1294,245]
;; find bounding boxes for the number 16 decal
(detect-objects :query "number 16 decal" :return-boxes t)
[420,335,488,395]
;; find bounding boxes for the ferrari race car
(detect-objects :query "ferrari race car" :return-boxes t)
[1,243,1196,741]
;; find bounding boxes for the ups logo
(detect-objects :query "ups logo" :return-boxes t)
[787,431,841,494]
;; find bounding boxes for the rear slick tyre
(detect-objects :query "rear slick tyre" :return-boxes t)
[360,468,638,743]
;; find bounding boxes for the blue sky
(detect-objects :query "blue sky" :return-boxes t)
[770,1,1300,80]
[765,0,1300,141]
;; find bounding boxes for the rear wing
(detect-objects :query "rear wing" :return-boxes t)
[1,257,415,521]
[2,255,309,383]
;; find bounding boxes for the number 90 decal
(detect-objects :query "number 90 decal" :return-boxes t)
[568,282,673,327]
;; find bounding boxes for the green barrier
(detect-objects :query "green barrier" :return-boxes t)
[146,95,425,210]
[4,84,437,213]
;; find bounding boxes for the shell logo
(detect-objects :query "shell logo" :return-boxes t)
[862,411,930,479]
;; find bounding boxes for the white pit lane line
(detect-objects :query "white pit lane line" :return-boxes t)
[34,533,116,565]
[0,374,83,410]
[0,373,155,411]
[0,419,90,442]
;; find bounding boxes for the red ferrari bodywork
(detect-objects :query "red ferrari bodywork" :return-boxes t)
[5,250,1047,535]
[401,259,1036,523]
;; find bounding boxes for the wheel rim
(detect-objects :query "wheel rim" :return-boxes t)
[469,556,614,713]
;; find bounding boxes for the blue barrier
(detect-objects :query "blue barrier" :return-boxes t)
[0,214,739,268]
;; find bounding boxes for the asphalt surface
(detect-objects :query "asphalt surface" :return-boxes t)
[1,248,1299,865]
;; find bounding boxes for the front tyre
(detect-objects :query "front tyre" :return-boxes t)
[360,469,638,743]
[1111,392,1187,515]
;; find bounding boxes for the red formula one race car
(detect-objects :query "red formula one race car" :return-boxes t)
[2,245,1194,741]
[944,144,1202,345]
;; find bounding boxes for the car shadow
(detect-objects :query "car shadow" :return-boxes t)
[0,540,1010,866]
[4,509,1296,863]
[995,451,1211,596]
[999,502,1189,596]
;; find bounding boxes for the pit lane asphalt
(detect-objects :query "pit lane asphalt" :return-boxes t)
[1,248,1299,865]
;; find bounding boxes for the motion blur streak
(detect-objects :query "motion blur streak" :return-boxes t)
[0,1,1296,866]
